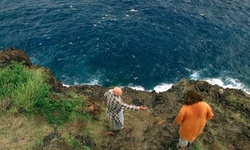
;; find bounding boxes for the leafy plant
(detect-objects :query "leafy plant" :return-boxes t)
[35,97,83,125]
[34,90,90,125]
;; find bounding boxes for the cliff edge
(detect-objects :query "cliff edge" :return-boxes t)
[0,48,249,150]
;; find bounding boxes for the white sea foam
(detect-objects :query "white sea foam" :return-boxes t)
[190,70,250,94]
[130,9,138,12]
[62,73,250,94]
[63,84,69,87]
[128,70,250,94]
[153,83,173,93]
[190,70,201,80]
[87,79,99,85]
[62,78,100,87]
[127,83,173,93]
[150,77,250,94]
[129,85,145,91]
[204,77,249,93]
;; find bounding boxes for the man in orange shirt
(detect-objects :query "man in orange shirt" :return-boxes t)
[174,90,214,150]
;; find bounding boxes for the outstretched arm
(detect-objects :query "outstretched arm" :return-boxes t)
[120,100,147,111]
[121,102,140,111]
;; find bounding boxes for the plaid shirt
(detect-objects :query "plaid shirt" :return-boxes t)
[104,89,140,127]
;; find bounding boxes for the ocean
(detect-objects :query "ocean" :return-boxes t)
[1,0,250,93]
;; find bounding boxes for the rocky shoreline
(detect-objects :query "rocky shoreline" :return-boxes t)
[1,48,250,150]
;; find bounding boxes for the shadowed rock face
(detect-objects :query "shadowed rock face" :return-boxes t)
[1,48,250,150]
[0,47,32,67]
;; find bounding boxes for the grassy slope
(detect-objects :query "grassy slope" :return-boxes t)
[0,62,249,150]
[0,114,52,149]
[0,62,91,149]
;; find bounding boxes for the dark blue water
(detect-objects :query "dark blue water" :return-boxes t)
[1,0,250,92]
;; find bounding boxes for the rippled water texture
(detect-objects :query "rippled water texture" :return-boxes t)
[1,0,250,90]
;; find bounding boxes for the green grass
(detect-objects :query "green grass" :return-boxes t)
[194,141,202,150]
[0,61,50,113]
[0,61,89,126]
[0,61,94,149]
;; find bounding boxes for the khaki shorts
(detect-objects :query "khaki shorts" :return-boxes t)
[178,137,189,147]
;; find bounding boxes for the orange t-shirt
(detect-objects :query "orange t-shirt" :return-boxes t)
[174,101,214,142]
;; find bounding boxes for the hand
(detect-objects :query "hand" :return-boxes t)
[140,106,147,110]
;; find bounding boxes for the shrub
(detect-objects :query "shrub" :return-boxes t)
[0,61,50,113]
[35,97,84,125]
[0,61,89,125]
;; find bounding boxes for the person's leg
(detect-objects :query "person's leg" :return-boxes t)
[177,137,188,150]
[113,109,124,131]
[106,109,113,128]
[104,109,116,135]
[118,109,124,128]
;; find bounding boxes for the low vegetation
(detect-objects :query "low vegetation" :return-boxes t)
[0,61,94,149]
[1,60,249,150]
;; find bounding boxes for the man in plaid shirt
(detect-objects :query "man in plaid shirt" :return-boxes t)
[104,87,147,132]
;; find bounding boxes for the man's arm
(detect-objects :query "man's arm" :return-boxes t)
[119,98,147,111]
[121,102,140,111]
[174,106,186,125]
[206,105,214,121]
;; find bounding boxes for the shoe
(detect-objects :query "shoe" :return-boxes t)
[176,144,180,150]
[104,131,115,136]
[176,144,185,150]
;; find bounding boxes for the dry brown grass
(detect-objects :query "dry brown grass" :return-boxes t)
[0,113,53,150]
[57,106,108,146]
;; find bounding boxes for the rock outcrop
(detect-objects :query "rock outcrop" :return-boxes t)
[1,48,249,150]
[0,47,32,67]
[73,79,250,150]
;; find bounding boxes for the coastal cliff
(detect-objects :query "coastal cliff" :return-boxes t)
[0,48,249,150]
